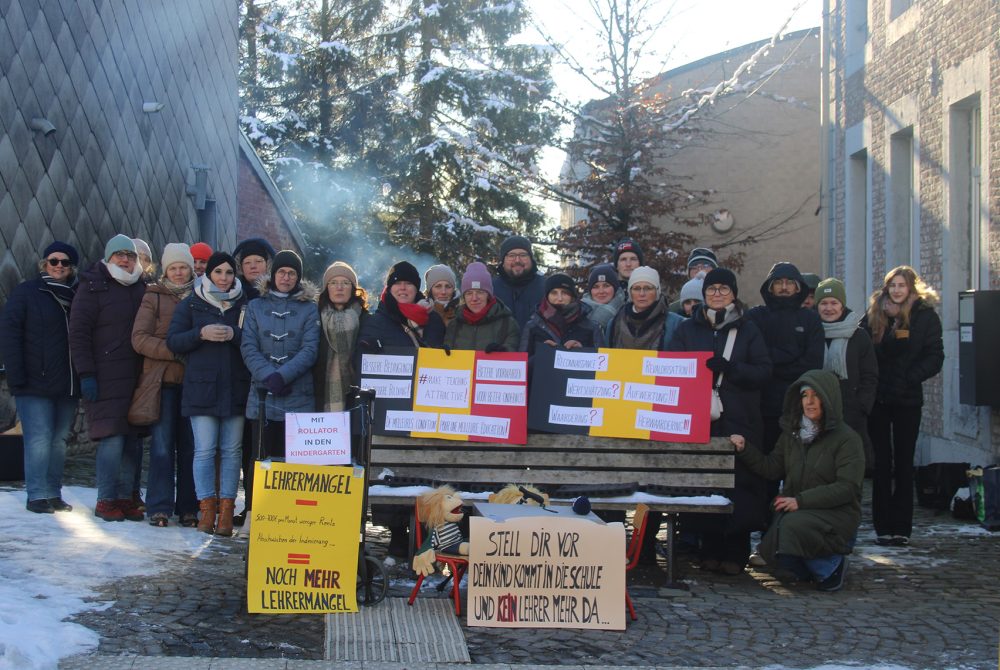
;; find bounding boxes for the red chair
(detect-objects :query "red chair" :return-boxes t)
[407,500,469,616]
[625,503,650,621]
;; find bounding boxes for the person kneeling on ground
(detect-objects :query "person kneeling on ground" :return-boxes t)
[731,369,864,592]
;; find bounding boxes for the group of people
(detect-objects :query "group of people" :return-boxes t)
[1,231,944,592]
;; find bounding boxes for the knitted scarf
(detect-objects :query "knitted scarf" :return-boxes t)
[704,303,742,331]
[40,272,76,313]
[321,302,362,411]
[196,278,243,312]
[799,415,821,444]
[614,298,668,350]
[161,277,195,300]
[462,296,497,325]
[103,260,143,286]
[537,298,581,341]
[822,315,859,380]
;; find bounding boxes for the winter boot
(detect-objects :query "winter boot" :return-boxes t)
[197,497,218,534]
[215,498,235,537]
[117,498,145,521]
[94,499,124,522]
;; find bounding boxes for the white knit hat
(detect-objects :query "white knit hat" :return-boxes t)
[161,243,194,272]
[627,266,661,296]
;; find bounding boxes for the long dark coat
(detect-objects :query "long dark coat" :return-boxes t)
[69,262,147,439]
[861,299,943,407]
[739,369,865,561]
[821,309,878,463]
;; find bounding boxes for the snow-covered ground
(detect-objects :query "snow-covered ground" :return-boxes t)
[0,485,223,670]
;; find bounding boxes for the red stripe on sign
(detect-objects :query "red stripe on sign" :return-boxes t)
[288,553,310,559]
[295,499,318,506]
[288,559,309,565]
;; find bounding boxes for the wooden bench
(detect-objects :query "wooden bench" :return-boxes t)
[365,433,735,584]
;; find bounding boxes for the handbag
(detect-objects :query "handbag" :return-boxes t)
[709,327,738,421]
[128,362,167,426]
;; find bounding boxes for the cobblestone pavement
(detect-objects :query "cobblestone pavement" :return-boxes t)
[49,454,1000,668]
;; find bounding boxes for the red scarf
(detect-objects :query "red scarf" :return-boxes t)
[380,287,430,326]
[462,296,497,325]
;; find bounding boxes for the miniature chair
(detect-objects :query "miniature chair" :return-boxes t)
[407,499,469,616]
[624,503,650,621]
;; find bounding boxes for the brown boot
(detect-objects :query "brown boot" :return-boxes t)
[197,497,217,534]
[215,498,235,537]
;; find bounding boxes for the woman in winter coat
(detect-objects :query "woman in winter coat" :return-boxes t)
[314,261,369,412]
[581,263,625,337]
[0,241,80,514]
[130,243,198,527]
[167,252,250,536]
[419,264,459,327]
[520,273,604,356]
[606,266,683,350]
[814,278,878,474]
[69,235,147,522]
[444,262,520,352]
[733,369,865,592]
[862,266,944,546]
[357,260,444,557]
[668,268,772,574]
[241,251,320,507]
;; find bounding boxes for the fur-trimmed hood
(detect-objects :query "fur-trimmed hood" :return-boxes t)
[254,276,320,302]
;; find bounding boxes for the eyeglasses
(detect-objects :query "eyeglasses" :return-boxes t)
[275,269,298,278]
[327,280,353,289]
[46,257,72,267]
[111,251,137,260]
[705,285,732,295]
[505,252,531,260]
[629,285,656,293]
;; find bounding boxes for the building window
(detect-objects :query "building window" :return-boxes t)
[949,97,983,290]
[888,127,914,269]
[846,149,870,309]
[845,0,868,74]
[889,0,913,21]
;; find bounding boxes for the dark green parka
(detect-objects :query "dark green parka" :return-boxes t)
[738,369,865,561]
[444,299,520,352]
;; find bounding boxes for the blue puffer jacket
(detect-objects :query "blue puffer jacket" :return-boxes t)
[166,285,250,418]
[241,281,321,421]
[0,275,78,398]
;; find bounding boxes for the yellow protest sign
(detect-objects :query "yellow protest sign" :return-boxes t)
[247,462,364,614]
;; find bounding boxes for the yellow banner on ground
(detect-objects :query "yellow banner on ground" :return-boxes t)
[247,462,364,614]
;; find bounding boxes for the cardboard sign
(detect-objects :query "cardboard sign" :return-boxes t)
[284,412,351,465]
[467,515,625,630]
[411,348,528,444]
[360,347,418,437]
[247,462,364,614]
[527,347,712,443]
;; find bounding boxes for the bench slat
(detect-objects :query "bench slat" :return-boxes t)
[372,434,733,453]
[376,466,735,490]
[372,448,733,471]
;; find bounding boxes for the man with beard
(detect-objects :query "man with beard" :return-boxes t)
[493,235,546,330]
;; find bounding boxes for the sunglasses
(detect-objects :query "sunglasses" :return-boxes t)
[47,257,73,267]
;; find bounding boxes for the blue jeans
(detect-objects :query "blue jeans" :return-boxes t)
[15,395,77,502]
[777,552,844,582]
[190,415,244,500]
[96,434,139,501]
[146,386,197,516]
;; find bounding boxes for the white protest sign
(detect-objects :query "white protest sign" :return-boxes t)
[284,413,351,465]
[438,415,511,440]
[360,354,414,377]
[384,410,439,432]
[467,515,625,630]
[565,378,621,400]
[476,359,527,383]
[548,405,603,427]
[415,368,472,408]
[553,350,609,373]
[360,377,412,399]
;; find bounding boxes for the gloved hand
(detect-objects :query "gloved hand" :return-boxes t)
[80,376,99,402]
[265,372,286,396]
[706,356,730,374]
[484,342,506,354]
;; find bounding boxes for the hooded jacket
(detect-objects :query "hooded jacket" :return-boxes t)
[444,299,520,352]
[493,253,546,330]
[738,369,865,561]
[69,262,147,439]
[241,280,321,420]
[861,298,943,407]
[745,262,825,416]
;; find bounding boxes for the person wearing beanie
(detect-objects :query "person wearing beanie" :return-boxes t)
[357,259,445,557]
[131,243,199,527]
[613,238,644,289]
[605,265,682,351]
[746,261,825,460]
[189,242,213,277]
[520,272,603,358]
[686,247,719,278]
[69,235,148,521]
[678,271,706,317]
[801,272,821,309]
[315,261,369,413]
[420,264,459,326]
[668,265,772,576]
[0,240,81,513]
[494,235,546,331]
[581,263,625,336]
[233,237,276,299]
[444,261,520,352]
[813,277,877,476]
[167,251,249,535]
[132,238,155,280]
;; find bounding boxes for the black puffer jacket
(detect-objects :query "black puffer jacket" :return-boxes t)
[745,262,825,416]
[861,299,943,407]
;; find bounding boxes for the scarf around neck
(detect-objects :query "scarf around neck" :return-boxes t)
[822,314,859,379]
[615,297,667,350]
[799,415,821,444]
[40,272,77,312]
[103,260,143,286]
[462,296,497,325]
[321,302,362,411]
[161,277,195,300]
[538,298,581,340]
[196,277,243,312]
[704,303,741,331]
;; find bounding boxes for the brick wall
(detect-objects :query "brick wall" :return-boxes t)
[236,151,302,257]
[826,0,1000,459]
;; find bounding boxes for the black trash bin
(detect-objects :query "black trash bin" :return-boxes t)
[0,433,25,481]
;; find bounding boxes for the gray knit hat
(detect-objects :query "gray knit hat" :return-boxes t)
[680,271,706,303]
[424,264,457,290]
[161,243,194,272]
